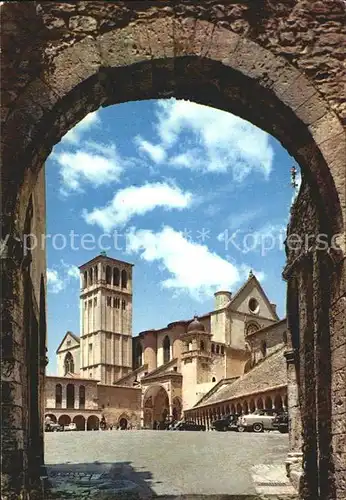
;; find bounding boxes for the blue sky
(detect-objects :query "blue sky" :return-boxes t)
[46,99,299,374]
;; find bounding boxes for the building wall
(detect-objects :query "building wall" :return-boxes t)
[57,342,80,377]
[45,376,99,411]
[210,308,229,344]
[97,384,141,426]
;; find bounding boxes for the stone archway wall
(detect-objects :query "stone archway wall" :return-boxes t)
[1,2,345,499]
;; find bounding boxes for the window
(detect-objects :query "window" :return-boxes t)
[55,384,62,408]
[107,296,111,307]
[122,299,126,310]
[163,335,170,364]
[106,265,112,284]
[79,385,85,409]
[84,271,88,288]
[173,366,177,372]
[89,343,93,351]
[211,344,215,353]
[221,346,224,355]
[64,352,74,375]
[249,297,260,314]
[212,377,216,382]
[216,345,220,354]
[66,339,71,346]
[88,299,92,308]
[121,269,128,289]
[94,265,98,282]
[200,340,205,351]
[66,383,75,409]
[89,267,93,286]
[94,297,97,306]
[89,372,92,378]
[113,267,120,286]
[246,322,260,336]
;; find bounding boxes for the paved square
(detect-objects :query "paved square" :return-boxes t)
[45,430,296,498]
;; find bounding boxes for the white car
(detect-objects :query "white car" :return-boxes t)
[238,409,277,433]
[64,422,77,431]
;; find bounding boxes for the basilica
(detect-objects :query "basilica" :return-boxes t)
[45,253,288,431]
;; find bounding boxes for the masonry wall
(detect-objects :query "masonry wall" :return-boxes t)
[97,385,141,427]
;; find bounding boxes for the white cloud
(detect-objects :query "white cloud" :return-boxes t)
[226,209,262,231]
[47,262,80,294]
[135,136,166,164]
[125,225,265,300]
[47,269,65,294]
[136,99,274,180]
[61,111,100,145]
[53,142,125,194]
[83,182,193,231]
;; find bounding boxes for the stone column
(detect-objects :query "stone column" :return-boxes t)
[284,349,303,491]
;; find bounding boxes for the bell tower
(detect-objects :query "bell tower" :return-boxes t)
[79,253,133,384]
[180,317,212,410]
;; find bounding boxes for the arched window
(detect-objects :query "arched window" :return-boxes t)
[212,376,216,382]
[216,345,220,354]
[163,335,170,364]
[94,265,98,282]
[121,269,128,288]
[64,352,74,375]
[135,343,143,369]
[200,340,205,351]
[89,267,93,286]
[84,271,88,288]
[55,384,62,408]
[66,383,75,409]
[211,344,215,353]
[79,385,85,409]
[106,266,112,284]
[113,267,120,286]
[246,322,259,336]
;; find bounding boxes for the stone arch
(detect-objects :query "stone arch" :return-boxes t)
[230,404,236,414]
[1,4,345,499]
[87,415,100,431]
[73,415,86,431]
[236,403,242,414]
[58,415,71,427]
[118,413,130,430]
[143,385,169,427]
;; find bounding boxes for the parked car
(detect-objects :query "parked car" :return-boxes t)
[237,409,278,433]
[64,422,77,431]
[172,420,206,431]
[45,422,63,432]
[211,413,241,432]
[273,411,289,433]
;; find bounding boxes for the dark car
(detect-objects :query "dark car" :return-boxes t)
[211,413,240,432]
[273,411,289,433]
[172,420,206,431]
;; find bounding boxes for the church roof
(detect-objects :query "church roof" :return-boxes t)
[193,346,287,408]
[56,331,80,354]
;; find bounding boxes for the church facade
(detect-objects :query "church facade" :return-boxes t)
[45,254,288,430]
